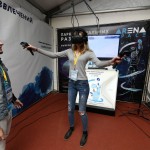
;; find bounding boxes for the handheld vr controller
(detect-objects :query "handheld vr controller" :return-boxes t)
[20,42,34,55]
[113,42,137,68]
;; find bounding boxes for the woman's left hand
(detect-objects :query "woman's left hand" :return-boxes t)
[110,56,123,65]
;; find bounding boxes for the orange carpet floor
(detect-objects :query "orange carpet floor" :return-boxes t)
[6,93,150,150]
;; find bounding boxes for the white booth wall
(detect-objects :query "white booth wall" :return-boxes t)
[50,9,150,90]
[12,0,45,20]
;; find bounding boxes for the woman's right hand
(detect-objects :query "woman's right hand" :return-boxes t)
[26,44,38,52]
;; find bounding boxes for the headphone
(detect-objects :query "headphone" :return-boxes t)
[71,28,88,44]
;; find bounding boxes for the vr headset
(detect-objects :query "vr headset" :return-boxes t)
[71,28,88,44]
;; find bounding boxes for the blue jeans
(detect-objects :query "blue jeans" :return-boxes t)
[68,79,89,131]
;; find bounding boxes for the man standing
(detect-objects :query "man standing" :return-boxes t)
[0,40,23,150]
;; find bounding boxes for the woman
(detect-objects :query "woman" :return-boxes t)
[24,28,122,147]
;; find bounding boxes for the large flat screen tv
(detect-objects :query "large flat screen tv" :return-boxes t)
[88,34,121,59]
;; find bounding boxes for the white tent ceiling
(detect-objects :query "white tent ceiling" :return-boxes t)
[26,0,69,13]
[26,0,150,18]
[26,0,83,15]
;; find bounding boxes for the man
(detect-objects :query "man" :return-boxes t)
[0,40,23,150]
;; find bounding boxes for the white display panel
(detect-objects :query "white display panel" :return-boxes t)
[76,69,119,111]
[88,35,120,58]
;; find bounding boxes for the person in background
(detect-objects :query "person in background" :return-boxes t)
[24,28,123,147]
[0,40,23,150]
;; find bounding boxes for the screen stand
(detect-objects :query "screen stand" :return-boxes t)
[119,101,150,120]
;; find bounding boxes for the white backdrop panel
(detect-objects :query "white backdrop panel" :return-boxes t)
[0,0,54,114]
[76,69,119,111]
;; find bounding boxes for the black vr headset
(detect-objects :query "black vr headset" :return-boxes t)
[71,28,88,44]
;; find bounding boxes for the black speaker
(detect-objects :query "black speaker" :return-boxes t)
[71,28,88,44]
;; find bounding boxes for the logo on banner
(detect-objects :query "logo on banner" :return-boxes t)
[60,32,72,47]
[116,27,146,37]
[61,32,72,41]
[87,29,109,35]
[0,0,33,23]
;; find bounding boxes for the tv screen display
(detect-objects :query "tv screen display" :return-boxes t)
[88,34,120,59]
